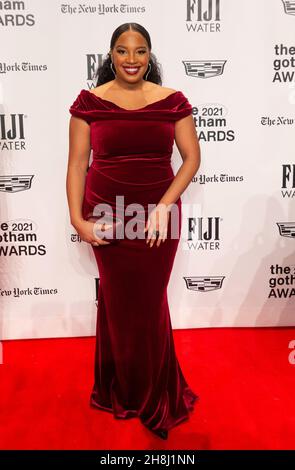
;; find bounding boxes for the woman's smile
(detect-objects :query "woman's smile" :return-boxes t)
[122,65,141,75]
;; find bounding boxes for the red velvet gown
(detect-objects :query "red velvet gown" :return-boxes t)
[69,89,198,438]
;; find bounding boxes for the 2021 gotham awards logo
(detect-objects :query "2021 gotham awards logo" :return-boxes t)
[0,219,46,257]
[186,0,221,32]
[190,103,235,142]
[273,44,295,83]
[268,264,295,299]
[0,1,35,26]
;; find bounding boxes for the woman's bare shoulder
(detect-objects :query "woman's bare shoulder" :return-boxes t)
[151,84,177,93]
[89,82,177,99]
[89,83,109,97]
[148,84,178,100]
[161,86,178,93]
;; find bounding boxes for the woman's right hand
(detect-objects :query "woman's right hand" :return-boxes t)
[73,220,111,246]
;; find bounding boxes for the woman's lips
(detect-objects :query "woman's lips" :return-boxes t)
[123,66,140,75]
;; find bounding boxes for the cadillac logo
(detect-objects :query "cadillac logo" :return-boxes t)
[183,60,226,78]
[282,0,295,15]
[277,222,295,238]
[0,175,34,193]
[183,276,225,292]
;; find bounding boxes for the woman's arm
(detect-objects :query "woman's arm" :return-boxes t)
[145,114,200,247]
[158,114,201,207]
[66,116,91,229]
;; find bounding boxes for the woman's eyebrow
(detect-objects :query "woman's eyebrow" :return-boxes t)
[115,45,147,49]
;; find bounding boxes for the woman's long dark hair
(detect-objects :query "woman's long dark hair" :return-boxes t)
[94,22,162,86]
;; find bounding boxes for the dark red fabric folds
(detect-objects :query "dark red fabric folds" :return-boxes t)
[69,89,198,437]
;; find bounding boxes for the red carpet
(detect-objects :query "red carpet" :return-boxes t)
[0,327,294,450]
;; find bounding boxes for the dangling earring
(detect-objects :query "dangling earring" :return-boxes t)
[144,62,152,80]
[110,61,116,76]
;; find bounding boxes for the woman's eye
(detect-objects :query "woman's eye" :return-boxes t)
[117,50,146,54]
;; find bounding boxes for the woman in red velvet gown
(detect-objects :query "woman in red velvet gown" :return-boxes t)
[67,23,200,440]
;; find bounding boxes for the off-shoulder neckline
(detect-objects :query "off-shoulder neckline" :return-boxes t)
[81,89,181,111]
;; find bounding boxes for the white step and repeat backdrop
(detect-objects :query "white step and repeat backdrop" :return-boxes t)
[0,1,294,339]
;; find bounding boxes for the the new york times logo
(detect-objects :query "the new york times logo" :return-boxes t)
[186,0,221,32]
[273,45,295,83]
[281,164,295,198]
[0,61,47,74]
[0,286,58,297]
[185,216,221,250]
[0,114,26,151]
[261,115,294,127]
[193,173,243,184]
[61,4,146,15]
[269,264,295,299]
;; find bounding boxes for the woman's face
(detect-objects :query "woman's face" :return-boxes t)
[110,30,150,83]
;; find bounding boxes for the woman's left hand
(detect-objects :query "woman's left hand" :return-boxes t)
[144,203,170,247]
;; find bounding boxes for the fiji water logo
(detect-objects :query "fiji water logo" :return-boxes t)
[184,216,222,251]
[186,0,221,32]
[281,164,295,198]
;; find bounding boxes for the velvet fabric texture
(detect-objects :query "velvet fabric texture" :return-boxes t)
[69,89,198,437]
